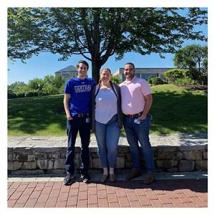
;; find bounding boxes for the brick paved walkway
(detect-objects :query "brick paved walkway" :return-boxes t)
[8,179,207,208]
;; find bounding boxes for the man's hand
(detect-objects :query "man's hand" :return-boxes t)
[64,94,73,120]
[66,114,73,121]
[138,114,147,121]
[138,94,153,121]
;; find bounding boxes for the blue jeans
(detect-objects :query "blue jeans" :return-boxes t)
[65,116,91,175]
[95,115,120,168]
[123,114,155,173]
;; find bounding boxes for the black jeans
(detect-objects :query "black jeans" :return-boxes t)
[64,116,91,175]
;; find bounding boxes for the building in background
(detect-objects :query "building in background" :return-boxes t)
[113,68,174,81]
[55,65,174,82]
[55,65,77,80]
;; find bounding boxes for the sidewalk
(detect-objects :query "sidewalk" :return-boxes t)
[8,171,207,208]
[8,132,208,148]
[8,132,207,207]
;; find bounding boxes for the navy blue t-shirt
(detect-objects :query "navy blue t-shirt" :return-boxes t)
[64,77,96,116]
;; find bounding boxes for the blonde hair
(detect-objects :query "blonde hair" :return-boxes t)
[100,68,111,74]
[99,68,112,82]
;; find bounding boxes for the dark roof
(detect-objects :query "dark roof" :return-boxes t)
[55,65,76,73]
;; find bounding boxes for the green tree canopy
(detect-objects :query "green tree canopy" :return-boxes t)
[8,81,28,95]
[174,44,207,73]
[28,78,44,96]
[8,8,207,82]
[8,75,65,97]
[174,44,207,83]
[43,75,65,94]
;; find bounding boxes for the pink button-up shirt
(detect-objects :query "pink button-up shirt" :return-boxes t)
[119,76,152,115]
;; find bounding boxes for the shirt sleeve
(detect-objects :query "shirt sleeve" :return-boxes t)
[141,79,152,96]
[64,80,72,94]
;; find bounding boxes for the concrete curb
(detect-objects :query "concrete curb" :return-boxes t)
[8,170,207,182]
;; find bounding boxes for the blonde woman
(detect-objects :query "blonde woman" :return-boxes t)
[92,68,122,182]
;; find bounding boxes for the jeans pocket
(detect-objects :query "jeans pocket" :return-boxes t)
[140,114,151,124]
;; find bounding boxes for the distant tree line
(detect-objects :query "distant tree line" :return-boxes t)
[9,43,207,99]
[8,75,65,98]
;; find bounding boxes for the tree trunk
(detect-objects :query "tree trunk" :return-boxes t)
[91,61,102,83]
[198,59,201,73]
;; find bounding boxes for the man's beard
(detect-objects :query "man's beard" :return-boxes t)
[125,73,134,79]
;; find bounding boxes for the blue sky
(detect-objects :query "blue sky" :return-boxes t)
[8,10,208,84]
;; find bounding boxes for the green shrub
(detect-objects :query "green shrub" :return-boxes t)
[174,78,197,86]
[111,76,120,84]
[148,76,165,85]
[198,74,208,85]
[163,69,189,83]
[8,91,17,99]
[16,93,26,98]
[25,91,39,97]
[8,93,26,98]
[163,69,201,86]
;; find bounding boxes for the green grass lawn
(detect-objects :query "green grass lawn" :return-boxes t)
[8,84,207,136]
[150,84,207,134]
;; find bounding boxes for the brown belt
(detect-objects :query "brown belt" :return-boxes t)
[124,111,143,118]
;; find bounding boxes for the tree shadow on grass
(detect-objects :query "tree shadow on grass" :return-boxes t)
[150,89,207,135]
[8,95,66,135]
[8,89,207,135]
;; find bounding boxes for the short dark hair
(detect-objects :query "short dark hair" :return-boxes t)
[77,60,89,70]
[124,62,135,69]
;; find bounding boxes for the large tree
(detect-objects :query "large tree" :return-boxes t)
[8,8,207,82]
[174,44,208,75]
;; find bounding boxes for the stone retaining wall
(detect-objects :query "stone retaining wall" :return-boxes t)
[8,144,207,174]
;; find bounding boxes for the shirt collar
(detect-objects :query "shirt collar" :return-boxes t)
[125,76,136,84]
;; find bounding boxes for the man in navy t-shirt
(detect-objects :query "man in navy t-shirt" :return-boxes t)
[63,60,96,185]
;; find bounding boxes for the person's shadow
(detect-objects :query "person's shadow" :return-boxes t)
[92,178,207,193]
